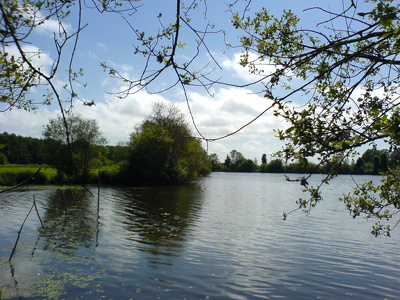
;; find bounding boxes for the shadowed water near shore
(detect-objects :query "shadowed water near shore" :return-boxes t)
[1,173,399,299]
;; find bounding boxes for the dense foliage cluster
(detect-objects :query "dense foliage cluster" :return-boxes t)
[0,132,47,164]
[123,103,211,185]
[43,114,107,182]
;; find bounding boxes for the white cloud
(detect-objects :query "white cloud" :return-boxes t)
[221,52,279,83]
[72,90,167,144]
[187,87,281,137]
[13,3,73,38]
[184,87,286,160]
[35,19,72,37]
[0,47,290,160]
[0,82,287,161]
[5,44,54,77]
[96,42,109,52]
[33,11,73,37]
[0,108,58,138]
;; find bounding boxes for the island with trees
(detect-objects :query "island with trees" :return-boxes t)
[0,102,211,185]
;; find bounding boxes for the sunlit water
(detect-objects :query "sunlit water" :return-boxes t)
[0,173,399,299]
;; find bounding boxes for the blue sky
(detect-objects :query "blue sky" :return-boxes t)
[0,0,357,161]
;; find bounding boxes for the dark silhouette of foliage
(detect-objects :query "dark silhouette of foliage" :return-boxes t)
[261,154,267,165]
[264,159,284,173]
[0,132,47,164]
[224,155,232,171]
[125,102,211,184]
[0,152,7,164]
[209,153,222,171]
[236,159,257,172]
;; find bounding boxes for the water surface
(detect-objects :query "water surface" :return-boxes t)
[0,173,399,299]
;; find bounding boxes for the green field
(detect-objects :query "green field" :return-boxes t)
[0,165,58,186]
[0,164,120,186]
[0,164,57,175]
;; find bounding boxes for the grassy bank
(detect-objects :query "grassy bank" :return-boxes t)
[0,164,121,186]
[0,164,57,186]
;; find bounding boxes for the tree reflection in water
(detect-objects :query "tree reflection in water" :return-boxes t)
[113,183,204,259]
[39,188,98,254]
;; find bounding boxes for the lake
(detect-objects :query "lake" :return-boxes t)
[0,172,399,299]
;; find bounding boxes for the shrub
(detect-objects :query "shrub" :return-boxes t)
[0,171,48,186]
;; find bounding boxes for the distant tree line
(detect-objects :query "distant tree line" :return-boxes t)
[2,130,398,181]
[2,125,398,186]
[0,131,127,167]
[209,148,400,175]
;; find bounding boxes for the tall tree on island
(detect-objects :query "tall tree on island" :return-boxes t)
[43,114,107,182]
[126,102,211,185]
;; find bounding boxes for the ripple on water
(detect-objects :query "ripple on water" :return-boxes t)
[1,175,400,299]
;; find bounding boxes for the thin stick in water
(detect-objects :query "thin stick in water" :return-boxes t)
[9,203,34,261]
[33,196,44,228]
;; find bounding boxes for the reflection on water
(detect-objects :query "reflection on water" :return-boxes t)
[113,184,203,258]
[40,189,98,254]
[0,188,105,299]
[0,173,400,299]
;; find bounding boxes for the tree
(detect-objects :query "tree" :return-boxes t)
[236,158,257,172]
[0,152,6,164]
[109,0,399,235]
[232,0,400,236]
[261,154,267,165]
[227,150,245,171]
[0,0,142,112]
[389,148,400,165]
[265,159,284,173]
[43,114,107,182]
[337,159,352,175]
[126,102,211,184]
[362,149,382,165]
[353,158,365,175]
[380,152,389,172]
[5,133,32,164]
[224,155,232,171]
[107,142,130,164]
[209,153,222,171]
[0,144,7,164]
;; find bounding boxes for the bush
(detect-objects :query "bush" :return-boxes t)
[126,103,211,185]
[0,171,48,186]
[97,164,123,185]
[0,153,7,164]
